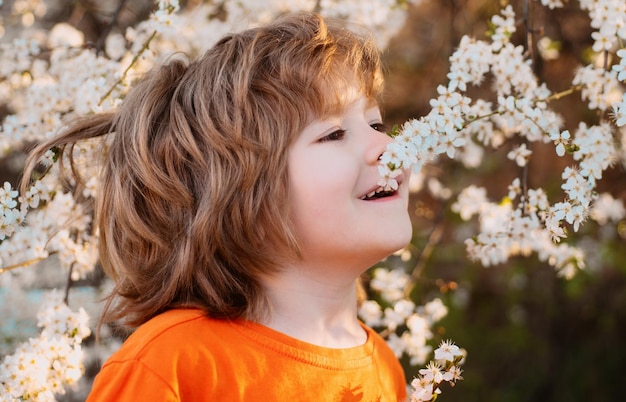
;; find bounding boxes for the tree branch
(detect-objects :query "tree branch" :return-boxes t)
[64,263,75,304]
[404,207,446,298]
[98,29,158,105]
[0,255,52,274]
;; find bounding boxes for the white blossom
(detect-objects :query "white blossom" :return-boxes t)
[590,193,626,225]
[507,143,532,167]
[550,129,570,156]
[0,290,91,400]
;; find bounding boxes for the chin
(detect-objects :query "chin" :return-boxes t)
[372,220,413,262]
[387,231,413,255]
[388,213,413,245]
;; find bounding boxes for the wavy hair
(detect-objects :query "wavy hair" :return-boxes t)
[22,12,384,327]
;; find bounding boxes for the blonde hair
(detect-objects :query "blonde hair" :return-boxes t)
[23,12,384,327]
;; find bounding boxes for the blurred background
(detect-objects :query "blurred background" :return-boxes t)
[1,1,625,401]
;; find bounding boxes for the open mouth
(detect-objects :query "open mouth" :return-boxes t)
[360,186,397,201]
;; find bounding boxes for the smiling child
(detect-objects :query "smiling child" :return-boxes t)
[23,11,413,401]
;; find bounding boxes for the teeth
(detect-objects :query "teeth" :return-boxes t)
[362,186,390,200]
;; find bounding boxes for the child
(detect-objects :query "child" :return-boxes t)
[23,11,413,401]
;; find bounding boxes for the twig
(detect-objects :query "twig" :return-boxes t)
[545,84,584,102]
[520,0,533,210]
[520,139,530,214]
[95,0,129,53]
[314,0,322,13]
[404,209,446,298]
[600,49,610,123]
[450,0,457,50]
[64,263,75,305]
[523,0,538,71]
[462,110,500,128]
[0,256,50,274]
[98,30,158,105]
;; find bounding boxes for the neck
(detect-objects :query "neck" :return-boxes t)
[260,262,367,348]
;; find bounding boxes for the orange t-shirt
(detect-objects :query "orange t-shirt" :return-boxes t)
[87,308,407,401]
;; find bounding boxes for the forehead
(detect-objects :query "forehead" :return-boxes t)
[313,79,380,121]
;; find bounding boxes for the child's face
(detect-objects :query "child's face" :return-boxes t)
[287,94,412,270]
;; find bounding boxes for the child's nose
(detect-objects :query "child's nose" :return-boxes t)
[365,127,392,165]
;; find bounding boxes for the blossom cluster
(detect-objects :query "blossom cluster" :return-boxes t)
[381,3,626,276]
[409,340,465,402]
[0,182,25,241]
[358,265,468,402]
[0,152,98,281]
[580,0,626,53]
[0,290,91,401]
[359,268,453,367]
[613,48,626,127]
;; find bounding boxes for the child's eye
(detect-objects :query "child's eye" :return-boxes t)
[370,123,387,133]
[318,129,346,143]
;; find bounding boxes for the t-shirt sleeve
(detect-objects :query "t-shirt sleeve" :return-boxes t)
[86,359,178,402]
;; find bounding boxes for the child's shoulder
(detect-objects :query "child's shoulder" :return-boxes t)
[133,308,214,338]
[91,309,245,399]
[111,308,233,361]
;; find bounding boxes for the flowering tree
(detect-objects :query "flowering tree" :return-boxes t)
[375,1,626,399]
[379,1,626,278]
[1,0,625,401]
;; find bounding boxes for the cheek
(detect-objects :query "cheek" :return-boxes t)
[288,161,354,229]
[289,151,353,196]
